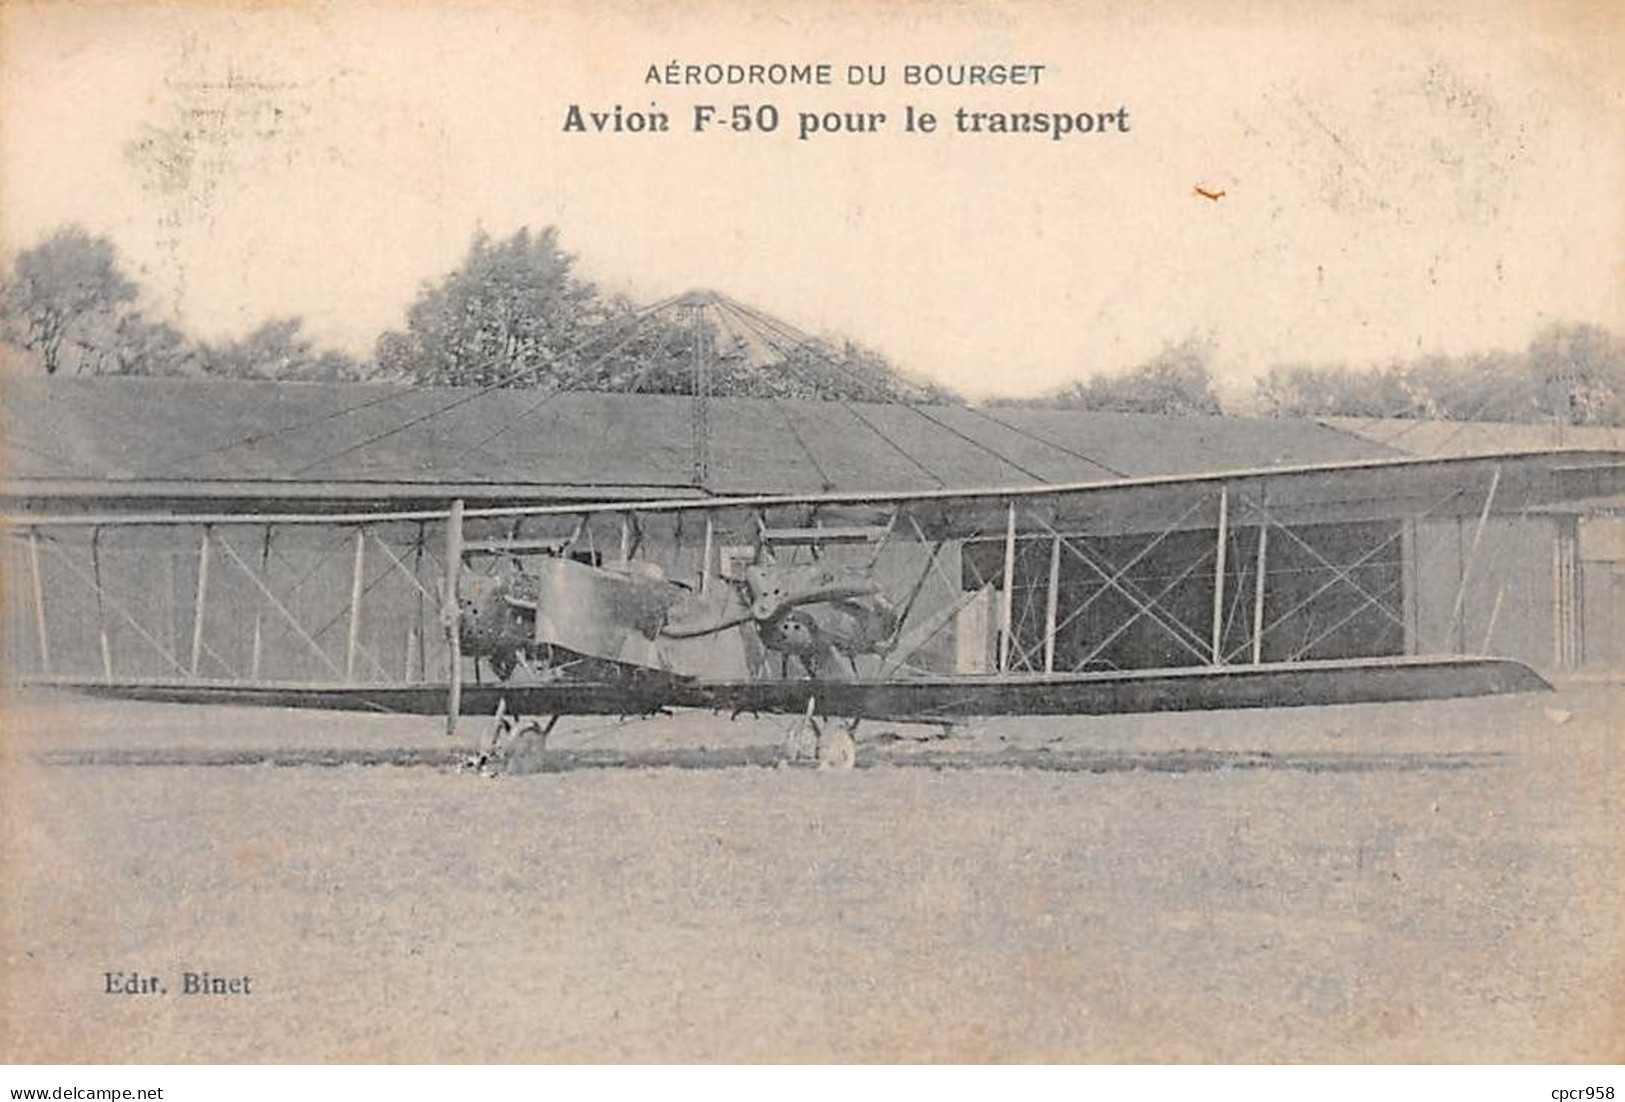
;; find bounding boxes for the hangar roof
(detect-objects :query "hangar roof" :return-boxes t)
[1320,416,1625,458]
[4,377,1401,505]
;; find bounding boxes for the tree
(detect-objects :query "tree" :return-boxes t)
[568,301,757,395]
[77,311,201,377]
[373,226,602,387]
[1,226,140,374]
[767,339,959,402]
[1526,321,1624,426]
[1253,324,1625,425]
[564,306,944,401]
[1011,336,1223,416]
[1406,349,1536,422]
[373,236,954,401]
[1254,361,1420,419]
[199,317,361,381]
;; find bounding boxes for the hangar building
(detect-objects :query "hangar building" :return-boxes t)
[0,377,1609,683]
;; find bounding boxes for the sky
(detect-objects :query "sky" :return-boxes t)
[2,1,1621,401]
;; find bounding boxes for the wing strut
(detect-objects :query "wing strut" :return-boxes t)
[27,528,50,675]
[1210,486,1229,664]
[188,527,212,678]
[91,527,112,680]
[1447,465,1502,652]
[1251,515,1269,664]
[345,528,366,682]
[444,499,465,737]
[997,501,1017,672]
[1042,534,1061,673]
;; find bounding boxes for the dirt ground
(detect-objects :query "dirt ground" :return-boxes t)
[2,683,1621,1063]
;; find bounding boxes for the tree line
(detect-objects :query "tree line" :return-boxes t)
[0,226,362,382]
[990,325,1625,426]
[0,224,934,401]
[3,222,1621,424]
[1253,324,1625,425]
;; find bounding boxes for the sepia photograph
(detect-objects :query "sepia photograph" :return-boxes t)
[1,0,1621,1071]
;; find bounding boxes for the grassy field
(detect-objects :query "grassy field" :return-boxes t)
[2,684,1620,1062]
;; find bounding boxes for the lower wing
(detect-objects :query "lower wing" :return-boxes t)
[22,655,1548,720]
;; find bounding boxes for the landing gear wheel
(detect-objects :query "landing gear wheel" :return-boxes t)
[499,715,559,775]
[783,699,858,770]
[783,697,819,763]
[817,717,858,772]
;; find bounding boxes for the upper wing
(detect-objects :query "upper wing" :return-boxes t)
[454,448,1625,541]
[9,448,1623,537]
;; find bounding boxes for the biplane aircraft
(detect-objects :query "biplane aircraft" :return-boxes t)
[11,444,1624,768]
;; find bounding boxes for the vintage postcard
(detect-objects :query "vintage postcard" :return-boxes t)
[1,0,1621,1065]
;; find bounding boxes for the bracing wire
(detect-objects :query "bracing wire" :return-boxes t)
[287,295,684,476]
[460,303,680,454]
[959,405,1131,479]
[718,301,950,487]
[717,293,1129,484]
[168,294,682,477]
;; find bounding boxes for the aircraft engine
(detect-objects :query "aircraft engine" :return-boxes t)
[456,570,539,678]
